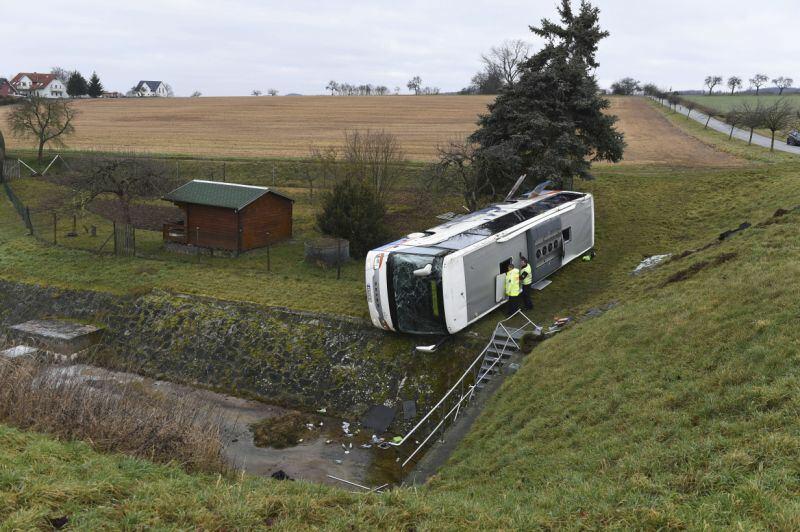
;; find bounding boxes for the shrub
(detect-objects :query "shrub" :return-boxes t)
[316,178,388,257]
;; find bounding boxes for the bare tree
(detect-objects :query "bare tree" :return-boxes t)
[481,39,530,87]
[749,74,769,95]
[7,95,77,161]
[267,89,279,96]
[772,77,794,96]
[251,90,262,96]
[762,99,796,151]
[325,81,338,95]
[50,67,70,84]
[190,91,202,98]
[164,83,175,97]
[704,75,722,95]
[309,144,339,190]
[407,76,422,95]
[725,108,742,139]
[71,156,171,225]
[684,99,697,118]
[727,76,742,95]
[432,138,494,211]
[342,130,405,201]
[737,101,766,145]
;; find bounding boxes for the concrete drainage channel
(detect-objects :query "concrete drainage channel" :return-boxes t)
[0,282,570,491]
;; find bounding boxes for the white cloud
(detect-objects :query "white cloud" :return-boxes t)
[1,0,796,96]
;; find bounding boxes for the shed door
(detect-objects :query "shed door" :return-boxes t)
[527,218,563,282]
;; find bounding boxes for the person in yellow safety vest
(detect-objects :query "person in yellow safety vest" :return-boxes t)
[505,262,521,316]
[519,256,533,311]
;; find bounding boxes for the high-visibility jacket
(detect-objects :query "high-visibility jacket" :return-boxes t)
[505,268,521,297]
[520,264,533,286]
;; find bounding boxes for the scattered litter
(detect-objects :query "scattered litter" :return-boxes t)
[378,442,392,449]
[402,400,417,421]
[719,222,750,241]
[326,475,387,493]
[632,254,672,275]
[319,421,324,427]
[582,250,596,262]
[391,436,403,444]
[349,442,353,449]
[271,470,293,481]
[341,443,347,451]
[306,423,316,430]
[317,408,327,414]
[361,405,396,433]
[334,459,343,464]
[297,439,303,443]
[360,443,372,449]
[325,439,332,444]
[507,362,521,373]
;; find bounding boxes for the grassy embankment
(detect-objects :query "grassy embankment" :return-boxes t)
[4,104,800,527]
[683,93,800,114]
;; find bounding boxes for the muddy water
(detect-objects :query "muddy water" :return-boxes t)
[48,364,405,490]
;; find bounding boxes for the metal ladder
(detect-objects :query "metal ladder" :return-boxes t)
[387,310,541,467]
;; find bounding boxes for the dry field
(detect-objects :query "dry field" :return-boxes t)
[1,95,740,165]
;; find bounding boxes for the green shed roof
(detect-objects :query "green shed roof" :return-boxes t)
[163,180,292,210]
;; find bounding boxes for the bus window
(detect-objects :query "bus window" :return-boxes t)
[499,257,512,274]
[562,227,572,242]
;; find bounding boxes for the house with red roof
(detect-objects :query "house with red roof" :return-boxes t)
[10,73,66,98]
[0,78,18,97]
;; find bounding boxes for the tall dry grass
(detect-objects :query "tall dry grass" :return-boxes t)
[0,357,228,473]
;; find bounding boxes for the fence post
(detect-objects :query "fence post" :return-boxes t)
[113,222,117,255]
[336,239,342,280]
[222,162,227,182]
[25,207,32,235]
[52,212,57,244]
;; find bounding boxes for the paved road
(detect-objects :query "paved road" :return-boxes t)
[650,97,800,155]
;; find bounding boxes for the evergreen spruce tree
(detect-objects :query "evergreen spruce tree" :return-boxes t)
[470,0,624,192]
[66,72,88,98]
[87,72,104,98]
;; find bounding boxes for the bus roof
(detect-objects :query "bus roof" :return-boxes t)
[380,191,587,253]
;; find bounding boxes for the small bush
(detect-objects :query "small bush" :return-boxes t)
[316,178,388,257]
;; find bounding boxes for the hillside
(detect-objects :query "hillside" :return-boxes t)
[3,102,800,528]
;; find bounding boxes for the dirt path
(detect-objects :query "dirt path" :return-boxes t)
[603,96,743,167]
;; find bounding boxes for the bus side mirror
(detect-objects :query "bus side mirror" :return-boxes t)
[413,264,433,277]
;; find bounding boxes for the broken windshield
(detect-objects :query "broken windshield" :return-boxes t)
[388,253,446,335]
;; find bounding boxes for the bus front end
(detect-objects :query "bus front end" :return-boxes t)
[365,247,449,335]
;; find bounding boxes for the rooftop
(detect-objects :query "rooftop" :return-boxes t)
[163,180,292,210]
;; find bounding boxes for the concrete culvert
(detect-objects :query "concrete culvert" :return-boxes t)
[305,238,349,267]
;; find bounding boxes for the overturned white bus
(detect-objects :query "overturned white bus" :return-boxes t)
[365,190,594,335]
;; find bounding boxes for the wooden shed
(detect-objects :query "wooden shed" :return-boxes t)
[162,180,293,254]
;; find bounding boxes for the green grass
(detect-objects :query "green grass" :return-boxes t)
[5,160,800,527]
[6,119,800,526]
[684,93,800,114]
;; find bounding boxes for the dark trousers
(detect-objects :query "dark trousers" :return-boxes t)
[521,284,533,310]
[506,294,520,316]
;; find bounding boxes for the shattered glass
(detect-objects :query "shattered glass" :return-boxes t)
[388,253,446,335]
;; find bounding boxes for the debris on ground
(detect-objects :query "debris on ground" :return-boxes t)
[361,405,396,433]
[582,250,597,262]
[402,400,417,421]
[270,470,293,481]
[250,411,315,449]
[632,254,672,275]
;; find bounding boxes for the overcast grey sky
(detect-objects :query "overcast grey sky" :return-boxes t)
[2,0,797,96]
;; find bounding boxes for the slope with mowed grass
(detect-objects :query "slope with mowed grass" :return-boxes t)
[5,99,800,526]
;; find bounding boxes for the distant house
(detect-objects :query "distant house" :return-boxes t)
[0,78,17,97]
[10,73,65,98]
[162,180,294,254]
[133,80,168,97]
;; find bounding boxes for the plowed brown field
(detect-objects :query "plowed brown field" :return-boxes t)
[1,96,740,165]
